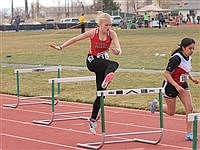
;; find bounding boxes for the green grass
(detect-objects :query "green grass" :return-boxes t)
[1,26,200,113]
[1,27,200,71]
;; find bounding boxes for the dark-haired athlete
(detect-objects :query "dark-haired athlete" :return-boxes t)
[150,38,199,141]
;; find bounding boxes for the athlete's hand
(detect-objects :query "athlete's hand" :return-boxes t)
[111,48,121,55]
[49,44,62,51]
[193,78,200,84]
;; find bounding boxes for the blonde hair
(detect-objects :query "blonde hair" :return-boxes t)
[97,12,112,25]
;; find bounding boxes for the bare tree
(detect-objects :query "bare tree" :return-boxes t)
[25,0,29,19]
[35,0,40,18]
[11,0,14,19]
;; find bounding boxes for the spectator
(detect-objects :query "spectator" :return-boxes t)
[14,15,21,32]
[79,13,86,34]
[143,12,149,28]
[179,13,183,24]
[158,13,164,29]
[197,16,200,24]
[192,14,196,24]
[186,14,191,23]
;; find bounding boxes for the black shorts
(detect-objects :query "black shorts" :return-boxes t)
[163,81,188,98]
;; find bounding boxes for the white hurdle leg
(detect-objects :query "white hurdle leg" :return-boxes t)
[33,76,96,125]
[188,113,200,150]
[3,66,62,108]
[77,88,164,149]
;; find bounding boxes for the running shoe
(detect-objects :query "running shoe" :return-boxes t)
[101,72,114,89]
[87,118,97,135]
[185,132,193,141]
[150,99,158,113]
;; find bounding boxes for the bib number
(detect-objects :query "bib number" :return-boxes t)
[180,74,189,82]
[87,55,94,62]
[97,51,109,59]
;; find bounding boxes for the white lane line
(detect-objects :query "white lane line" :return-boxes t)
[0,133,84,149]
[1,118,193,150]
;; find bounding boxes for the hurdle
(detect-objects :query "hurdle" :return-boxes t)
[32,76,96,125]
[3,66,61,108]
[77,88,164,149]
[188,113,200,150]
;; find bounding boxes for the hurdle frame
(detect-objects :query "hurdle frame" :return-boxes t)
[77,88,164,149]
[32,76,96,125]
[3,66,61,108]
[188,113,200,150]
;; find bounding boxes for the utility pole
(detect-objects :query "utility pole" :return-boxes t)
[68,0,70,17]
[127,0,129,13]
[65,0,67,17]
[11,0,14,19]
[25,0,29,19]
[101,0,103,11]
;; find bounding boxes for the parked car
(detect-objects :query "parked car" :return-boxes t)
[111,16,123,26]
[60,18,79,23]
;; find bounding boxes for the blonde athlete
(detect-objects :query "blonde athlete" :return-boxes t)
[50,13,122,134]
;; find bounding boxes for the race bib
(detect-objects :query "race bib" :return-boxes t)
[87,55,94,62]
[97,51,109,59]
[180,74,189,82]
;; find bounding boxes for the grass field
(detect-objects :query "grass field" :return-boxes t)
[1,26,200,113]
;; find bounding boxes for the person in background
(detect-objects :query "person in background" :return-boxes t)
[150,38,200,141]
[143,12,149,28]
[14,15,21,32]
[50,13,122,135]
[158,12,164,29]
[179,13,183,24]
[79,13,86,34]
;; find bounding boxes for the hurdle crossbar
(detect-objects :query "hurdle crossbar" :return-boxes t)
[3,66,61,108]
[77,88,164,149]
[33,76,96,125]
[188,113,200,150]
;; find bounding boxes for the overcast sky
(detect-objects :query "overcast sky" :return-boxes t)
[0,0,93,8]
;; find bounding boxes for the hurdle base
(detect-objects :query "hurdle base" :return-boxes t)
[77,129,163,149]
[33,116,88,125]
[3,95,59,108]
[33,109,90,126]
[77,143,103,150]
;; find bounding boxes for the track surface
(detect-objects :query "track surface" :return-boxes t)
[1,94,199,150]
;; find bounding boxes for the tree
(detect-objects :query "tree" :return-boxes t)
[25,0,29,19]
[92,0,120,11]
[103,0,120,11]
[11,0,14,19]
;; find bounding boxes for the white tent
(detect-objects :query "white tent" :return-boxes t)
[137,4,170,12]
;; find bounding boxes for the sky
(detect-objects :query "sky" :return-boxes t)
[0,0,93,9]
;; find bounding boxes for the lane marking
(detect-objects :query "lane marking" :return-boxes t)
[0,133,84,149]
[1,118,195,150]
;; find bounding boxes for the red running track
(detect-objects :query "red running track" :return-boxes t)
[0,94,199,150]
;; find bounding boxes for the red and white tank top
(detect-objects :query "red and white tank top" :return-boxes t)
[171,53,192,84]
[89,28,112,56]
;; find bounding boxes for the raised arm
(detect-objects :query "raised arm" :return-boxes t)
[50,29,95,51]
[110,30,122,55]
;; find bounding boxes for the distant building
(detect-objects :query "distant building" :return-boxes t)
[114,0,200,15]
[170,0,200,15]
[114,0,150,13]
[170,0,200,23]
